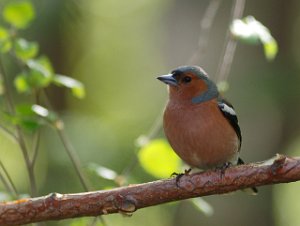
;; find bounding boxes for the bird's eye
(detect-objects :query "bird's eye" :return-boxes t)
[182,76,192,83]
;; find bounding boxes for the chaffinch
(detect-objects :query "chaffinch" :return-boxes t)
[157,65,257,193]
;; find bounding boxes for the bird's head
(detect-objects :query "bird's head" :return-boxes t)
[157,66,219,104]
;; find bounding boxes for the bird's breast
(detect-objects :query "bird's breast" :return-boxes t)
[163,100,239,169]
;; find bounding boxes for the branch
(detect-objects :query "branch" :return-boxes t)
[1,155,299,226]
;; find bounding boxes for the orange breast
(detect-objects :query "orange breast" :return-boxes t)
[163,99,239,169]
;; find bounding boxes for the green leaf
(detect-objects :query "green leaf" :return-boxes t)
[230,17,260,44]
[3,0,35,29]
[230,16,278,60]
[5,104,42,132]
[0,26,11,53]
[138,139,181,178]
[18,118,41,131]
[263,38,278,61]
[14,67,52,93]
[8,104,58,131]
[20,57,54,90]
[54,74,86,99]
[34,55,54,74]
[31,104,58,122]
[16,104,57,126]
[14,72,30,92]
[14,38,39,61]
[16,104,36,116]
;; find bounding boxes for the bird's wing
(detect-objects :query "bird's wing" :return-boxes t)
[217,98,242,150]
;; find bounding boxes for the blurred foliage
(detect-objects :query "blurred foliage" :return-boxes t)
[3,0,35,29]
[138,139,181,178]
[0,0,86,199]
[0,0,299,226]
[231,16,278,61]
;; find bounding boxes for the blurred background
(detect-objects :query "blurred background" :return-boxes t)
[1,0,300,225]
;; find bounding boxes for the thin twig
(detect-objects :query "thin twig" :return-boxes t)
[0,169,14,198]
[41,90,104,225]
[0,124,17,142]
[40,90,91,191]
[31,131,41,167]
[0,155,298,226]
[0,57,37,197]
[55,122,90,192]
[16,127,37,196]
[0,160,18,198]
[215,0,246,83]
[188,0,223,65]
[30,90,41,167]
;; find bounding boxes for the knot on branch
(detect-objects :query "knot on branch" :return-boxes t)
[113,195,137,215]
[270,154,287,175]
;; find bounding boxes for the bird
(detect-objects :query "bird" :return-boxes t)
[157,65,257,193]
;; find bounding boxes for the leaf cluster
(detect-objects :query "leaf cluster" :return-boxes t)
[0,0,85,131]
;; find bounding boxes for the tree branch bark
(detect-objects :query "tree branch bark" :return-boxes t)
[1,154,299,226]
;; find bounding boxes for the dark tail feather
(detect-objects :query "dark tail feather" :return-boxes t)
[238,158,258,195]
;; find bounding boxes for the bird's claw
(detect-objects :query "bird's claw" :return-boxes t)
[216,162,232,178]
[171,168,192,187]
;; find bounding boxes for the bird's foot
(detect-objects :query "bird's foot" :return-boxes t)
[216,162,232,178]
[171,168,192,187]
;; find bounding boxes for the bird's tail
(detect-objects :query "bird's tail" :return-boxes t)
[237,158,258,195]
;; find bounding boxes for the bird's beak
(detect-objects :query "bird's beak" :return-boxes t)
[157,74,178,86]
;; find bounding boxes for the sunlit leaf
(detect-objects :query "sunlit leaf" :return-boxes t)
[31,104,58,122]
[14,38,39,61]
[27,58,52,79]
[14,57,53,93]
[88,163,118,180]
[31,105,49,117]
[138,139,181,178]
[22,57,54,89]
[0,27,9,40]
[14,104,57,130]
[190,198,214,216]
[230,18,260,44]
[5,104,42,132]
[54,74,86,99]
[263,38,278,61]
[3,0,35,29]
[14,72,30,92]
[34,55,54,74]
[0,26,11,53]
[14,65,52,93]
[230,16,278,60]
